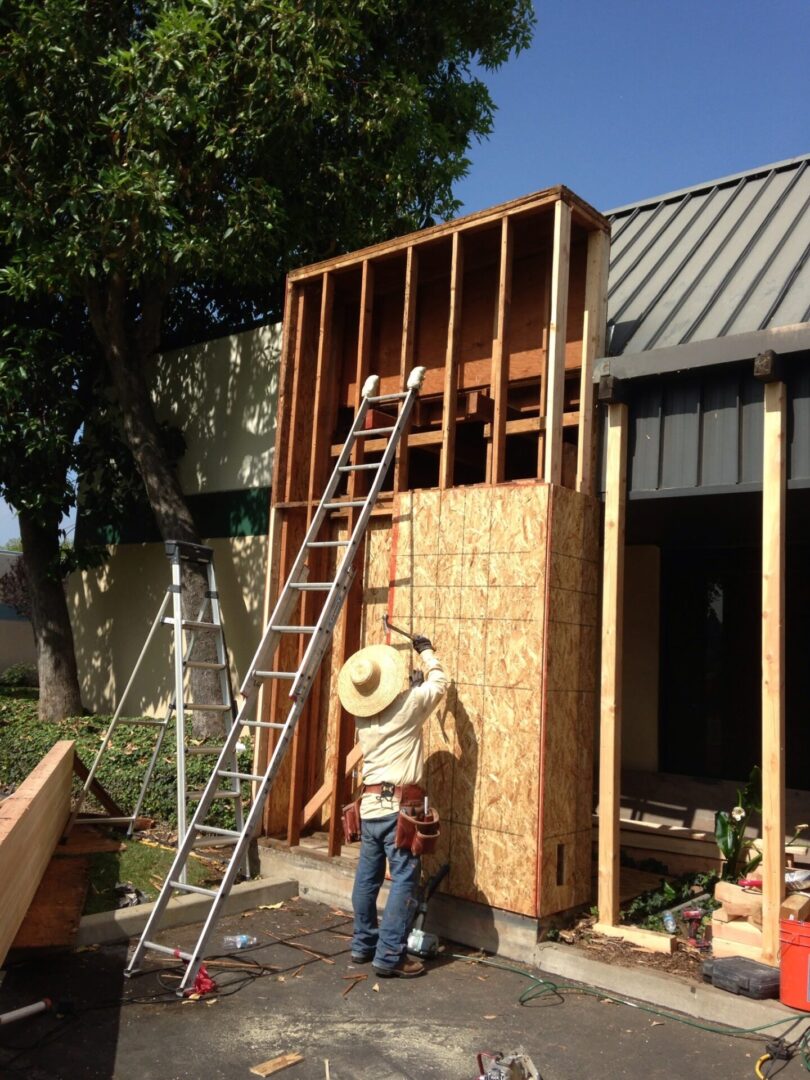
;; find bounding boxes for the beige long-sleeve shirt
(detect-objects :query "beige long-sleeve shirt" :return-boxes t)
[355,649,449,820]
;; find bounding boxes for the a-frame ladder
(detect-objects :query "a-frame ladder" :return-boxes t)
[126,367,425,992]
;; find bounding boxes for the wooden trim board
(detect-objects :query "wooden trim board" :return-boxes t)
[592,921,675,955]
[0,741,74,965]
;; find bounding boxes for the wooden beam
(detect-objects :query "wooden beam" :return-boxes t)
[576,229,610,496]
[70,754,125,819]
[483,412,580,439]
[592,921,674,955]
[395,247,418,493]
[0,741,74,965]
[440,232,464,489]
[543,200,572,485]
[489,217,514,484]
[301,743,363,829]
[761,379,787,966]
[597,402,628,927]
[283,289,309,503]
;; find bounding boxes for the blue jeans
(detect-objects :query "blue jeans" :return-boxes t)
[351,812,420,970]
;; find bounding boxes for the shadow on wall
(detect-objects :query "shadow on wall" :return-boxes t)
[69,537,269,717]
[151,324,281,499]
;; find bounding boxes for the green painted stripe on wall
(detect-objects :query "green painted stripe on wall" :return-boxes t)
[81,487,271,545]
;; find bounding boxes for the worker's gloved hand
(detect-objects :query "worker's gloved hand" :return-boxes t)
[412,635,433,654]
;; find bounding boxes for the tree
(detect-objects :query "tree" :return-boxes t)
[0,0,535,544]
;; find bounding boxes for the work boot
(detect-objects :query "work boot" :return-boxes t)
[373,958,425,978]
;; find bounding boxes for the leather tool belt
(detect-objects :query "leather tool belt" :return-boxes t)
[341,783,440,855]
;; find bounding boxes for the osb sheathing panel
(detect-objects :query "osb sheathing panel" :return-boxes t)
[538,484,600,916]
[391,483,548,917]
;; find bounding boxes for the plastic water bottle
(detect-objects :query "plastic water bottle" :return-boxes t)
[662,911,677,934]
[223,933,258,950]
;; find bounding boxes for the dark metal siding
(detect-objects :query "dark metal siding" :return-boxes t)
[600,364,810,497]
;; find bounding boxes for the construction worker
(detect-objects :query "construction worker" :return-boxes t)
[337,634,448,978]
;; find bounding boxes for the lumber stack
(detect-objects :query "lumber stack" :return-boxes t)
[711,881,763,960]
[0,741,75,965]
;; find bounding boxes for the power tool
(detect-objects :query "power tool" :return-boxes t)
[407,863,449,959]
[475,1049,542,1079]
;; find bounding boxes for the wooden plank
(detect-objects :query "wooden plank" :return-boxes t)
[761,379,787,965]
[544,200,572,484]
[483,412,580,439]
[395,246,418,493]
[270,279,300,510]
[11,855,90,950]
[592,921,675,955]
[576,229,610,496]
[597,403,628,927]
[440,232,464,489]
[288,185,608,281]
[0,741,74,965]
[301,743,363,829]
[284,289,309,503]
[489,217,514,483]
[250,1053,304,1077]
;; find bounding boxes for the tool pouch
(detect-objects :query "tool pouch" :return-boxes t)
[395,806,440,856]
[341,798,362,844]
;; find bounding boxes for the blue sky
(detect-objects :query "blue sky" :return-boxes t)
[2,0,808,545]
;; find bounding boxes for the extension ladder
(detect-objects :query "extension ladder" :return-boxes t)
[69,542,243,881]
[126,366,426,991]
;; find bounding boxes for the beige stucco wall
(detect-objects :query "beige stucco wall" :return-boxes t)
[621,545,661,772]
[151,322,281,495]
[69,536,267,716]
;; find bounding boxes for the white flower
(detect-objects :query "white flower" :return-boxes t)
[730,806,745,822]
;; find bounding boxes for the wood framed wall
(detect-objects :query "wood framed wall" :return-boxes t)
[257,186,610,915]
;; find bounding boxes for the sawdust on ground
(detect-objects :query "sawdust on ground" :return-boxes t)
[554,915,704,980]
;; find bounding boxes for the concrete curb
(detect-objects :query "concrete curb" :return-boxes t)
[76,875,299,946]
[533,942,806,1032]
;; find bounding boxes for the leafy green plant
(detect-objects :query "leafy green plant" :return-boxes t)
[0,663,38,687]
[715,766,762,881]
[622,870,719,931]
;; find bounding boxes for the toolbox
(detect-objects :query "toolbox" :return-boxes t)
[702,956,780,999]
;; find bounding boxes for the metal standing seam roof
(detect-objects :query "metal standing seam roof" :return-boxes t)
[604,153,810,358]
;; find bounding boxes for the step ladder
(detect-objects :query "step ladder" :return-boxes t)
[68,542,243,880]
[125,366,426,991]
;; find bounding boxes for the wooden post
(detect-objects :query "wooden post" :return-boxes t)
[440,233,463,489]
[395,247,418,493]
[489,217,513,484]
[576,230,610,496]
[761,379,786,965]
[544,200,571,485]
[597,402,628,926]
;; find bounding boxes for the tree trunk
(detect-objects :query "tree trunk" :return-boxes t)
[18,509,84,722]
[86,277,224,736]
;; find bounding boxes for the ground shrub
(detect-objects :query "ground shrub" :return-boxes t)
[0,662,38,687]
[0,697,252,828]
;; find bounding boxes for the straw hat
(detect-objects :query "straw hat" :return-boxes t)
[337,644,407,717]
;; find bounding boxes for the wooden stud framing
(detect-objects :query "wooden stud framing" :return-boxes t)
[576,230,611,496]
[395,247,418,493]
[597,402,628,927]
[489,217,514,484]
[544,201,572,485]
[284,289,309,502]
[440,233,464,489]
[761,379,787,965]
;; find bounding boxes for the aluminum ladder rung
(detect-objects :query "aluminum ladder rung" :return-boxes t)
[162,618,220,632]
[190,788,240,800]
[181,702,233,712]
[323,500,366,510]
[75,815,136,826]
[241,720,286,730]
[218,770,263,783]
[186,745,226,755]
[194,825,241,838]
[270,625,317,633]
[143,941,193,961]
[290,582,335,590]
[306,540,350,548]
[357,426,395,437]
[170,881,218,898]
[338,462,378,472]
[117,716,166,727]
[253,670,295,680]
[184,660,227,671]
[366,392,407,403]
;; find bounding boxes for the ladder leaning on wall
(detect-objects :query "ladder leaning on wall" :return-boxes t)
[125,366,427,993]
[66,543,243,880]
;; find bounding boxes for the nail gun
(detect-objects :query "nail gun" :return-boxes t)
[407,863,449,959]
[475,1050,542,1080]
